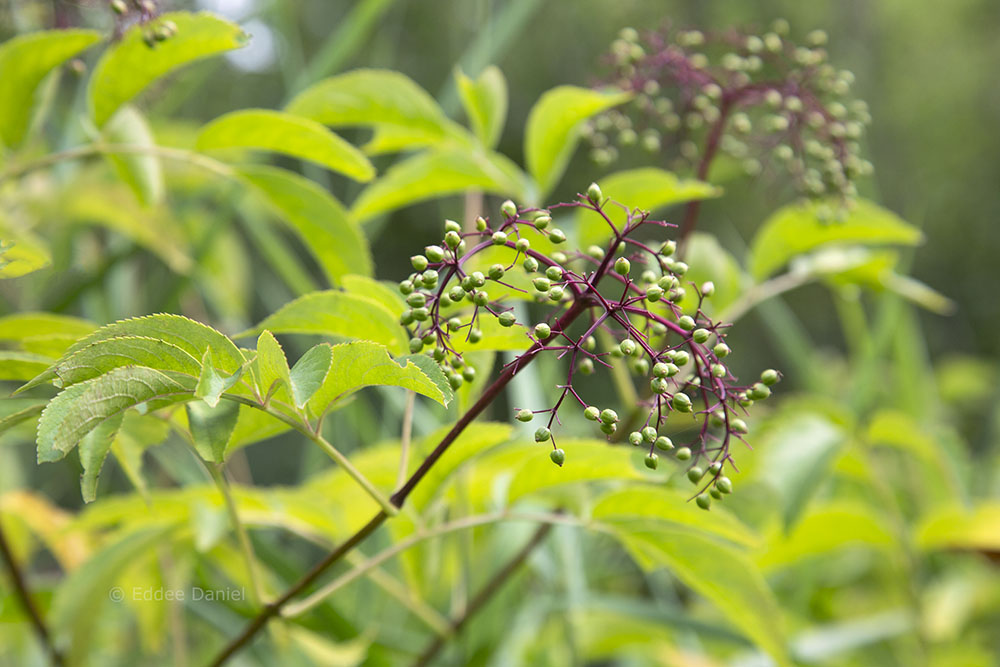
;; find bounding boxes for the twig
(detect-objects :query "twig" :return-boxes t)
[0,514,64,666]
[412,521,554,667]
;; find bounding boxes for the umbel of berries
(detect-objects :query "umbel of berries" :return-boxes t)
[398,184,778,509]
[585,20,873,212]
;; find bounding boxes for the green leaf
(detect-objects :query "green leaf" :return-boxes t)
[749,198,924,279]
[592,485,759,548]
[0,232,51,278]
[524,86,630,196]
[37,366,196,462]
[254,330,291,399]
[395,353,453,409]
[350,146,528,223]
[186,400,239,463]
[78,413,125,503]
[0,402,45,438]
[0,312,95,341]
[53,335,202,388]
[89,12,248,127]
[608,524,790,666]
[308,341,451,415]
[456,66,508,148]
[340,274,406,314]
[290,344,333,408]
[677,233,745,316]
[577,168,721,247]
[102,105,164,205]
[237,165,372,283]
[0,351,53,381]
[195,349,243,408]
[19,313,243,393]
[285,68,464,153]
[0,28,101,147]
[50,525,177,665]
[238,290,408,356]
[196,109,375,182]
[916,503,1000,552]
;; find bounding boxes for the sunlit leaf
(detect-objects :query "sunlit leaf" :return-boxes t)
[749,198,923,279]
[89,12,247,127]
[456,65,508,148]
[237,165,372,282]
[195,349,243,408]
[0,232,51,278]
[239,290,408,356]
[916,503,1000,552]
[524,86,630,196]
[197,109,375,181]
[0,28,101,147]
[53,335,202,388]
[187,400,239,463]
[350,146,528,222]
[78,413,125,503]
[0,312,95,341]
[0,351,52,381]
[102,105,164,205]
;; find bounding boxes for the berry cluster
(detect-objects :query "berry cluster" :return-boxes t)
[585,20,872,210]
[398,184,779,509]
[109,0,176,46]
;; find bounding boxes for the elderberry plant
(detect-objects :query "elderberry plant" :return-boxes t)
[108,0,177,45]
[399,183,779,509]
[584,20,873,213]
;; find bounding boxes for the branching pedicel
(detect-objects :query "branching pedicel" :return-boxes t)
[399,184,779,509]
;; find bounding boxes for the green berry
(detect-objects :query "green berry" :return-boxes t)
[695,494,712,510]
[400,311,414,326]
[687,466,705,483]
[444,231,461,249]
[587,182,603,203]
[693,328,711,344]
[409,337,423,353]
[422,269,438,286]
[584,406,600,421]
[658,275,676,290]
[701,281,716,297]
[425,245,445,262]
[492,231,508,246]
[475,216,488,231]
[671,261,689,276]
[678,315,696,331]
[523,257,539,272]
[641,270,657,284]
[545,266,563,281]
[652,362,669,378]
[600,422,617,435]
[406,292,426,308]
[488,264,505,280]
[644,453,659,470]
[547,286,564,301]
[709,488,723,499]
[675,447,692,460]
[471,272,486,287]
[533,215,551,230]
[761,369,780,385]
[630,358,649,375]
[473,291,489,307]
[587,245,605,260]
[711,363,726,378]
[535,427,551,442]
[501,200,518,218]
[550,448,566,466]
[111,0,128,13]
[671,393,693,413]
[516,409,534,422]
[713,343,731,358]
[655,436,674,451]
[411,255,429,271]
[444,219,461,234]
[462,366,476,382]
[578,358,594,375]
[650,377,668,394]
[534,323,551,339]
[749,382,771,400]
[645,285,664,302]
[707,461,723,476]
[532,277,551,292]
[641,426,657,443]
[614,257,631,275]
[600,408,619,424]
[583,336,597,351]
[412,307,430,321]
[448,373,463,389]
[730,418,749,434]
[671,350,690,366]
[716,477,733,494]
[548,229,567,244]
[468,328,483,343]
[516,238,531,252]
[498,312,516,327]
[629,431,644,446]
[447,317,462,332]
[619,339,637,356]
[447,285,464,302]
[398,280,415,295]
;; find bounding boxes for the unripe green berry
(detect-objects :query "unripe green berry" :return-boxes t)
[444,231,461,249]
[652,362,669,378]
[578,358,594,375]
[468,328,483,343]
[641,426,657,443]
[533,215,551,230]
[500,200,517,218]
[584,406,600,421]
[488,264,505,280]
[471,271,486,287]
[516,409,534,422]
[583,336,596,351]
[462,366,476,382]
[532,277,551,292]
[492,231,508,245]
[534,323,551,339]
[406,292,426,307]
[655,436,673,451]
[658,275,677,290]
[713,343,731,358]
[695,494,712,510]
[111,0,128,13]
[600,421,617,435]
[423,245,443,263]
[707,461,723,476]
[548,229,567,244]
[693,328,711,343]
[671,393,693,412]
[447,317,462,332]
[473,291,489,307]
[412,307,430,321]
[711,363,726,378]
[399,280,415,295]
[400,311,414,326]
[660,240,676,256]
[587,245,605,260]
[614,257,631,275]
[761,369,780,385]
[547,286,564,301]
[534,427,551,442]
[600,408,619,424]
[675,446,692,460]
[444,219,461,234]
[422,269,438,285]
[730,418,749,434]
[523,257,539,272]
[671,350,690,366]
[475,216,488,231]
[646,285,664,302]
[587,182,603,203]
[550,448,566,466]
[449,286,465,302]
[628,431,643,446]
[630,358,649,375]
[552,251,567,264]
[687,466,705,483]
[641,270,657,284]
[619,339,637,356]
[498,311,516,327]
[650,377,668,394]
[448,373,463,389]
[701,281,716,297]
[716,477,733,494]
[749,382,771,400]
[710,487,723,499]
[678,315,696,331]
[545,266,563,281]
[411,255,429,271]
[409,337,423,353]
[644,453,659,470]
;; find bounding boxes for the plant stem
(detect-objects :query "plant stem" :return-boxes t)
[678,102,729,251]
[209,464,265,607]
[413,521,553,666]
[0,515,64,666]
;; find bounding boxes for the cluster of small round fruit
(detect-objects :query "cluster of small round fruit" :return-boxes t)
[398,184,778,508]
[584,20,872,209]
[109,0,176,46]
